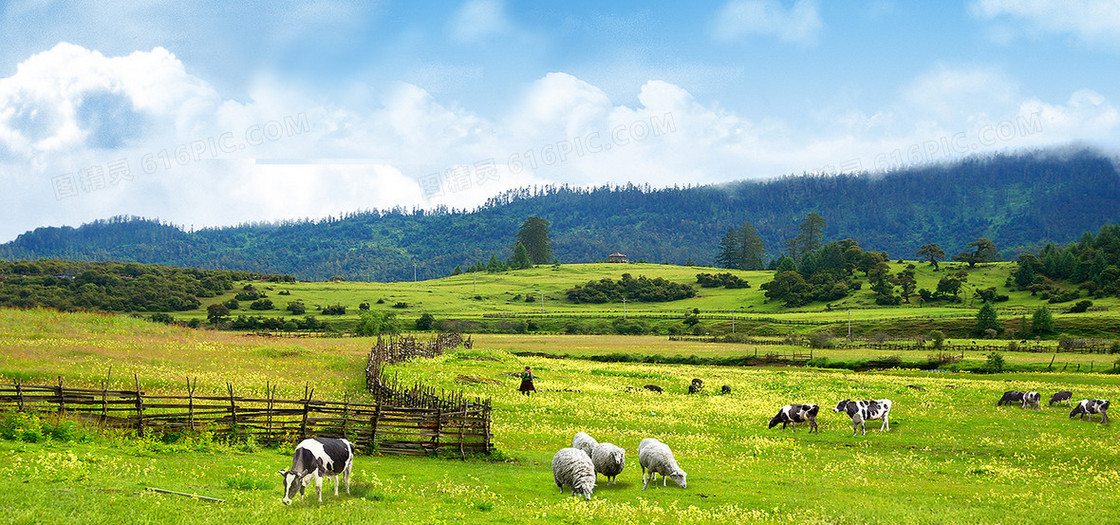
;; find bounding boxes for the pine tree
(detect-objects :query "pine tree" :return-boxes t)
[975,303,1001,336]
[510,241,532,270]
[715,222,766,270]
[516,216,553,264]
[785,213,826,262]
[1031,306,1055,335]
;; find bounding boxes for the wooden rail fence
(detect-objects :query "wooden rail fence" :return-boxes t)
[0,333,493,458]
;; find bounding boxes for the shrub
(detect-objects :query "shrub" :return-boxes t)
[930,330,945,350]
[1069,300,1093,313]
[985,352,1005,373]
[322,304,347,315]
[286,301,306,315]
[808,331,835,349]
[224,298,240,310]
[416,313,434,331]
[149,313,174,324]
[392,302,409,309]
[249,299,274,310]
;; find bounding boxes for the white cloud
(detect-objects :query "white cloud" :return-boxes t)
[971,0,1120,49]
[3,43,1120,243]
[450,0,511,43]
[901,64,1018,121]
[711,0,823,46]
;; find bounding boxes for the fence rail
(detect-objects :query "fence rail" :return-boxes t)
[1,333,493,458]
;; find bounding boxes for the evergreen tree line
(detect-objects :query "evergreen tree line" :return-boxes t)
[1,150,1117,281]
[0,260,292,312]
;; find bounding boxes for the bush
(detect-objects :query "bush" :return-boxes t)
[1111,341,1120,355]
[392,302,409,309]
[808,331,835,349]
[359,302,370,311]
[321,304,347,315]
[985,352,1005,373]
[249,299,274,310]
[286,301,306,315]
[353,310,401,336]
[224,298,240,310]
[416,313,434,331]
[930,330,945,350]
[1069,300,1093,313]
[149,312,175,324]
[1006,341,1020,352]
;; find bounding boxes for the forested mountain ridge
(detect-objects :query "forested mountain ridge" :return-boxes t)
[2,149,1118,282]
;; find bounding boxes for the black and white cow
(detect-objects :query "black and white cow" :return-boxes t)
[1021,391,1041,410]
[278,437,354,505]
[1049,390,1073,406]
[768,404,819,433]
[1070,399,1110,424]
[833,399,892,436]
[997,390,1025,406]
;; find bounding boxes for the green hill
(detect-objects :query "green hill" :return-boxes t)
[2,149,1118,281]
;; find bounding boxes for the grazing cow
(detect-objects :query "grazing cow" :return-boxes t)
[1049,390,1073,406]
[1021,391,1041,410]
[1070,399,1110,424]
[279,437,354,505]
[833,399,892,436]
[768,404,819,433]
[643,384,663,394]
[997,390,1025,406]
[721,385,732,395]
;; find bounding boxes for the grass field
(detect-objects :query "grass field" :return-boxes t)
[3,308,1120,524]
[162,261,1120,340]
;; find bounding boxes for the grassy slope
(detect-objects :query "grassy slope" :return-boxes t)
[175,262,1120,332]
[3,309,1120,524]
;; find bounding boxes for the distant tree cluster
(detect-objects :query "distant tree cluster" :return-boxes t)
[0,260,290,312]
[227,315,331,332]
[759,237,882,307]
[1012,225,1120,300]
[565,273,696,303]
[695,272,750,289]
[451,216,553,275]
[715,222,766,270]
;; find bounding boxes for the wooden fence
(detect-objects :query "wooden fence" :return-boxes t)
[0,333,493,458]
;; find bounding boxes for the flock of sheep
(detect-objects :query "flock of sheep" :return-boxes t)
[551,382,1111,499]
[551,431,687,500]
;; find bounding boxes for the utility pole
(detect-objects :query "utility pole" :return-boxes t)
[847,309,852,338]
[732,314,736,334]
[622,298,627,319]
[413,262,417,282]
[473,275,477,294]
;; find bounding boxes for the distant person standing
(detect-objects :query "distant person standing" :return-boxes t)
[519,366,537,396]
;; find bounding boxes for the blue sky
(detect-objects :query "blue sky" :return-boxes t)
[1,0,1118,241]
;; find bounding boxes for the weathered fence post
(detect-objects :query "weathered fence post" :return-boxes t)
[299,384,312,440]
[265,382,275,444]
[15,378,24,412]
[227,382,237,436]
[101,366,112,423]
[134,374,145,437]
[56,376,66,413]
[186,377,196,431]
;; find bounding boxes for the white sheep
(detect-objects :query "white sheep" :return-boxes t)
[638,437,660,457]
[572,431,598,458]
[638,440,687,490]
[552,447,596,500]
[590,442,626,485]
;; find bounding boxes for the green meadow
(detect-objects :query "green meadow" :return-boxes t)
[3,308,1120,524]
[171,262,1120,340]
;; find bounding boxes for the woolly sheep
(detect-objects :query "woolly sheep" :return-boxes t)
[590,442,626,485]
[638,440,687,490]
[638,437,660,457]
[552,448,596,500]
[572,432,598,458]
